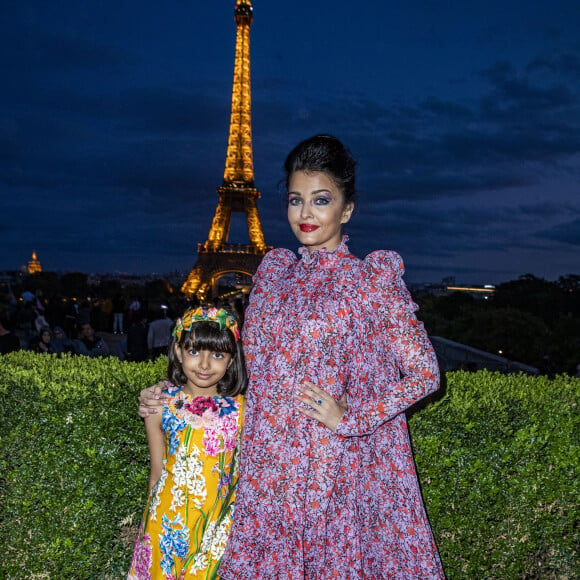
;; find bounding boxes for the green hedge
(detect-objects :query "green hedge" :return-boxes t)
[0,354,578,579]
[0,352,166,579]
[409,371,579,579]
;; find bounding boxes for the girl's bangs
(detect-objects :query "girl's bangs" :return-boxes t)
[181,321,235,353]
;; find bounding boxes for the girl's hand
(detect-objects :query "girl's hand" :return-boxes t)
[295,381,348,433]
[138,381,170,418]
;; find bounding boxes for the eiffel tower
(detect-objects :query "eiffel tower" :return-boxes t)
[181,0,271,300]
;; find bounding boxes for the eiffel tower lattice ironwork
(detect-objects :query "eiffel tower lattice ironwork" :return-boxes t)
[181,0,271,300]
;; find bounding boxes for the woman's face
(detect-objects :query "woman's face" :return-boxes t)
[287,171,353,253]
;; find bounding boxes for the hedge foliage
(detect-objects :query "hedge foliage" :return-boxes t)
[0,352,166,579]
[409,371,579,579]
[0,353,578,579]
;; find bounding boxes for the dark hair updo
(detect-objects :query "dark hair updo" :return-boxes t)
[284,134,357,204]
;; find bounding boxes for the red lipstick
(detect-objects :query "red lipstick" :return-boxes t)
[300,224,319,232]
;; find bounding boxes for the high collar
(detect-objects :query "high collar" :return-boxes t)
[298,235,350,268]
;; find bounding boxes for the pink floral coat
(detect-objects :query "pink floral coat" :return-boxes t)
[220,239,445,579]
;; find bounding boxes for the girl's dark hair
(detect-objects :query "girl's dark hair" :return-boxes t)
[167,317,247,397]
[284,134,357,204]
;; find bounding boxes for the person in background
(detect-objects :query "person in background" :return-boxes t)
[63,299,79,337]
[19,301,37,345]
[0,316,20,354]
[76,299,93,327]
[44,295,66,330]
[147,306,174,359]
[51,326,76,355]
[112,293,126,334]
[128,296,142,326]
[233,296,246,330]
[34,310,50,335]
[126,315,149,362]
[97,295,113,332]
[28,326,55,354]
[34,289,45,314]
[74,322,109,357]
[5,291,18,323]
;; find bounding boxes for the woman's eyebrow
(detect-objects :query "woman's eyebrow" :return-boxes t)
[288,189,332,196]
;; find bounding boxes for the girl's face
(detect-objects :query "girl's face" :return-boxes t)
[175,345,233,397]
[41,331,51,343]
[287,171,353,253]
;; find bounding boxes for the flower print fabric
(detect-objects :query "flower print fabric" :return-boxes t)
[219,238,445,579]
[128,388,244,580]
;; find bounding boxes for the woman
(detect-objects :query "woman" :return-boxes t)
[140,135,444,578]
[51,326,76,355]
[28,326,55,354]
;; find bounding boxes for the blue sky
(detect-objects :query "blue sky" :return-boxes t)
[1,0,579,284]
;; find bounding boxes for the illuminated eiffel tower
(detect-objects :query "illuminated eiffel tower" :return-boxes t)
[182,0,271,300]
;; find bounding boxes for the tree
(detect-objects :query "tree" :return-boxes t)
[27,271,60,297]
[492,275,565,323]
[60,273,89,299]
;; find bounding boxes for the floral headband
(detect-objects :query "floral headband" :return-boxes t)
[172,307,241,342]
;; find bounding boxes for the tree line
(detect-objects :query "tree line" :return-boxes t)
[415,274,580,376]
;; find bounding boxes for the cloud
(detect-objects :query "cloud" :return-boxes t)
[0,23,129,77]
[481,60,575,110]
[537,218,580,246]
[526,53,580,81]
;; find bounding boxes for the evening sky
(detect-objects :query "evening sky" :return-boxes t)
[1,0,579,283]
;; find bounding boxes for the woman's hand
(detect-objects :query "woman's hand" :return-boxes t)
[138,381,170,418]
[295,381,348,433]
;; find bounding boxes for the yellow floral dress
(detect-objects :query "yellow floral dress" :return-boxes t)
[128,387,244,580]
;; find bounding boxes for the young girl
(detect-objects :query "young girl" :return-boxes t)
[128,307,246,580]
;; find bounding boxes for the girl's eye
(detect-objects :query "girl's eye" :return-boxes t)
[313,196,331,206]
[213,352,225,359]
[187,349,199,356]
[288,197,302,206]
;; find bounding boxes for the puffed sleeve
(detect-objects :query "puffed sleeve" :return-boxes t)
[335,250,440,437]
[246,248,297,307]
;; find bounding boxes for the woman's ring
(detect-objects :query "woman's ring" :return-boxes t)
[316,398,323,405]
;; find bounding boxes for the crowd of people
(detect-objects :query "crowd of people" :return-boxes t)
[0,310,111,358]
[0,287,248,362]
